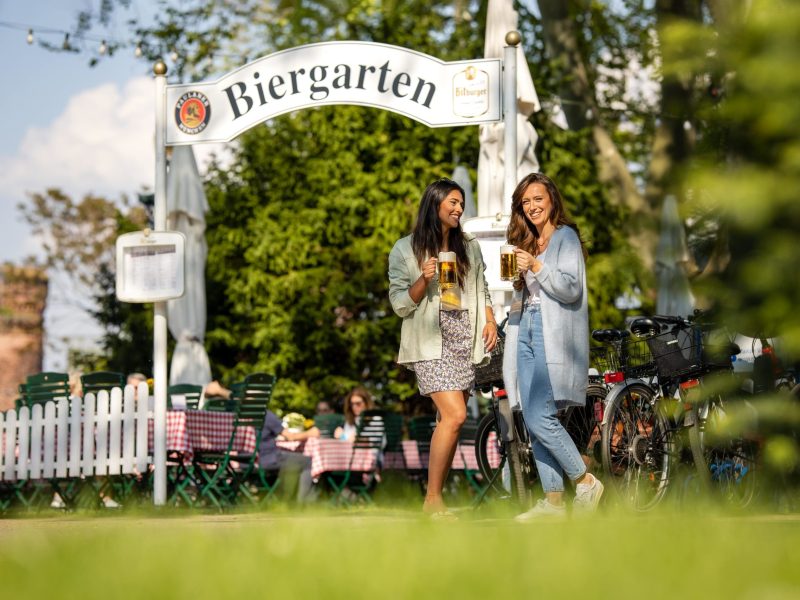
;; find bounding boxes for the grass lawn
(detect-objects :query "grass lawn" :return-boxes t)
[1,504,799,599]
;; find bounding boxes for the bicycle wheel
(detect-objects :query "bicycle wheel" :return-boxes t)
[475,412,506,496]
[562,383,607,469]
[689,397,757,508]
[475,410,534,507]
[601,383,674,511]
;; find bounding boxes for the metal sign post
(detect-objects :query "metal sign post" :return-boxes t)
[502,31,519,214]
[153,60,168,506]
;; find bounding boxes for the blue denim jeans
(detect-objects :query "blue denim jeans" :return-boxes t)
[517,304,586,493]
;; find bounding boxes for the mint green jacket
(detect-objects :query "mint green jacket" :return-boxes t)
[388,232,492,367]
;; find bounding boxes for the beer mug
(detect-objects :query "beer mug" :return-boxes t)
[500,244,517,281]
[438,251,457,289]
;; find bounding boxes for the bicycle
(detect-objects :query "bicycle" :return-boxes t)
[472,320,607,508]
[598,312,757,510]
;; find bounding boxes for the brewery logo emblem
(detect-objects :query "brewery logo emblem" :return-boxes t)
[175,91,211,135]
[452,66,489,118]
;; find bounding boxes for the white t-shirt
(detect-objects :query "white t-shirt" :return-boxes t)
[524,249,546,306]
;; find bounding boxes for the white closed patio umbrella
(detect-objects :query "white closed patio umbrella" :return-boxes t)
[478,0,541,217]
[166,145,212,387]
[655,195,695,318]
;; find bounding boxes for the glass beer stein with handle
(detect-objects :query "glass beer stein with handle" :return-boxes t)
[500,244,517,281]
[438,251,457,289]
[438,251,461,310]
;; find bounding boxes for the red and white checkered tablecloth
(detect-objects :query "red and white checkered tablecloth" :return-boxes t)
[301,437,378,480]
[148,410,257,461]
[385,440,498,471]
[277,432,501,478]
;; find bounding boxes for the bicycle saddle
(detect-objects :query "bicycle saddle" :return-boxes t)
[630,317,659,337]
[591,329,630,343]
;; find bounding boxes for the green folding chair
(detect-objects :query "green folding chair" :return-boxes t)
[313,413,345,438]
[408,414,436,494]
[168,383,203,410]
[456,417,483,494]
[21,372,70,408]
[80,371,125,396]
[378,411,406,470]
[193,373,275,509]
[325,412,385,506]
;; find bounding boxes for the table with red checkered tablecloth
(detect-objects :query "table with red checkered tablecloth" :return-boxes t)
[301,437,378,480]
[148,410,257,460]
[278,432,501,479]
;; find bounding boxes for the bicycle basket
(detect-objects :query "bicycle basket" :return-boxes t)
[590,346,619,375]
[620,337,656,378]
[474,334,504,389]
[645,325,732,381]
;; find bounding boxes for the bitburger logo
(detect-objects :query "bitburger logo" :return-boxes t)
[175,91,211,135]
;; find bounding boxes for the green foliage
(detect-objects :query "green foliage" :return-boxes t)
[661,0,800,352]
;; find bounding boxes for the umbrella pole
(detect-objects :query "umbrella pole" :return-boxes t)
[152,60,168,506]
[503,30,519,214]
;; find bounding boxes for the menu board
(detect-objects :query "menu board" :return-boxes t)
[116,231,185,302]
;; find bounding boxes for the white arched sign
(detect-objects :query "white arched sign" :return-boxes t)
[166,42,502,145]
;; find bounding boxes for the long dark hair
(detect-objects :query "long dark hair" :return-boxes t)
[507,172,587,259]
[411,178,470,287]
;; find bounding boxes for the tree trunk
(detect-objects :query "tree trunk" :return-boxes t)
[537,0,654,268]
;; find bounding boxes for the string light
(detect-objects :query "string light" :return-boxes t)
[134,41,143,57]
[99,39,107,55]
[26,28,33,44]
[170,48,179,62]
[62,33,70,51]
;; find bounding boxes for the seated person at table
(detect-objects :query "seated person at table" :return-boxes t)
[260,410,321,504]
[315,400,334,415]
[333,387,374,441]
[127,372,148,401]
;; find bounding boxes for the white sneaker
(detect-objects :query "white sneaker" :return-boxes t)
[514,499,567,522]
[574,474,604,513]
[102,496,121,509]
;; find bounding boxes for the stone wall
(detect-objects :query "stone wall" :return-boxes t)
[0,264,48,411]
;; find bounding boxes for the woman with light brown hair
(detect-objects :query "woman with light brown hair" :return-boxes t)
[334,387,374,441]
[504,172,602,520]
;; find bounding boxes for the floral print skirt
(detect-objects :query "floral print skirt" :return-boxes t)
[413,309,475,397]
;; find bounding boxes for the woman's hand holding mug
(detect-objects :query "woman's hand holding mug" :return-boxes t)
[421,256,438,283]
[514,248,540,275]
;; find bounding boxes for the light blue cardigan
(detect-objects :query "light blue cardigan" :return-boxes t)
[388,232,492,367]
[502,225,589,408]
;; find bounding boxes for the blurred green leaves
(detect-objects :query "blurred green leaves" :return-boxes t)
[659,0,800,352]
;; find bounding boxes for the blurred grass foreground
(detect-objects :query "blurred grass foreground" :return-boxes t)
[2,510,800,599]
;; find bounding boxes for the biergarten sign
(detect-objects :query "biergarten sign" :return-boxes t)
[166,41,502,145]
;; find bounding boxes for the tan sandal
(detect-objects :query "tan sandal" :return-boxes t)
[429,510,459,522]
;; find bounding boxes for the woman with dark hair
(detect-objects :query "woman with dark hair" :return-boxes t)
[388,177,497,519]
[504,172,602,520]
[334,387,374,441]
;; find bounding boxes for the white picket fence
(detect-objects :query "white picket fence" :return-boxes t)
[0,383,151,482]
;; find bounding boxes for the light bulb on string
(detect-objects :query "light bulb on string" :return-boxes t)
[26,29,34,44]
[99,40,108,55]
[62,33,71,51]
[170,48,179,62]
[134,42,143,57]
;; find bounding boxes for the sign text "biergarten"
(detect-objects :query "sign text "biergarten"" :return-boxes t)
[166,42,502,145]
